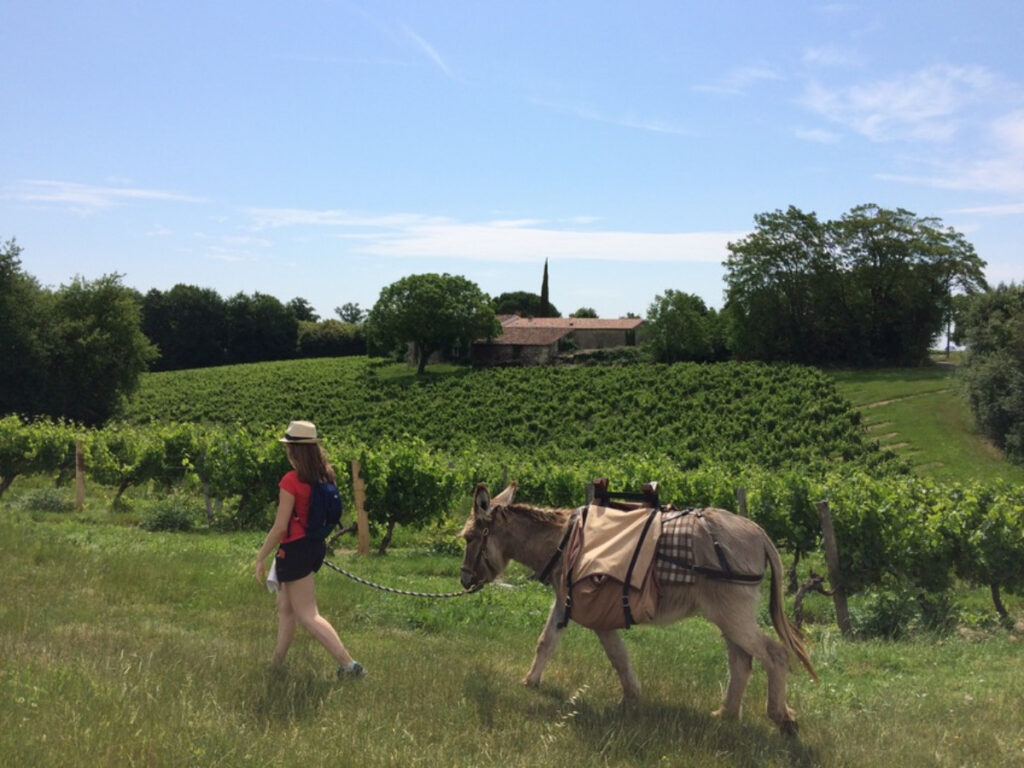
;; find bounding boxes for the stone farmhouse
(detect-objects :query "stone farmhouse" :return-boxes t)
[472,314,645,366]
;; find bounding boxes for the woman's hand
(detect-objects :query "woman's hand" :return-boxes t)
[254,557,267,585]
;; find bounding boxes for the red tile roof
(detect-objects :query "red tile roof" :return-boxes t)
[499,315,643,331]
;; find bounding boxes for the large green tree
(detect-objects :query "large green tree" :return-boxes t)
[226,292,298,364]
[44,274,158,425]
[2,242,156,424]
[142,284,230,370]
[836,204,986,366]
[724,206,844,363]
[724,204,986,366]
[366,273,500,374]
[645,290,726,363]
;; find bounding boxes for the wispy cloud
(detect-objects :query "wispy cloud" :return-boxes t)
[694,65,783,96]
[247,207,452,230]
[190,232,274,265]
[878,109,1024,194]
[8,180,204,213]
[801,64,1002,142]
[359,222,741,263]
[531,98,692,136]
[880,159,1024,195]
[401,24,454,78]
[949,202,1024,216]
[247,207,743,263]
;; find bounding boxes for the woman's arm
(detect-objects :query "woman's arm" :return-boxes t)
[253,488,295,584]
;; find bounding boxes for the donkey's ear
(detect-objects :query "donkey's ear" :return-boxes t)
[473,483,493,523]
[491,482,517,507]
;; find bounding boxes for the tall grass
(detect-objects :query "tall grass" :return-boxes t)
[3,512,1023,767]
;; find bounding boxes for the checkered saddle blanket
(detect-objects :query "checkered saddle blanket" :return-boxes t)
[654,508,767,587]
[654,509,700,585]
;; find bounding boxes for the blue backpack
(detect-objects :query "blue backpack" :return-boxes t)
[306,480,343,541]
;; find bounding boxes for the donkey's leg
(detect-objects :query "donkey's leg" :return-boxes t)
[762,637,799,735]
[523,598,565,687]
[595,629,641,702]
[712,639,753,721]
[721,625,796,734]
[703,585,798,734]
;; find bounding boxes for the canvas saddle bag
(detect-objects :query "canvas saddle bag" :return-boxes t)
[559,502,661,630]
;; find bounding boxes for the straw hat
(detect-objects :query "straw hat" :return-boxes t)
[278,420,320,444]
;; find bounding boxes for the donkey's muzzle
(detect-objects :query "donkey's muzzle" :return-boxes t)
[460,569,479,590]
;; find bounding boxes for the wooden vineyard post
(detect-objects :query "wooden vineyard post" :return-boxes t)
[350,460,370,556]
[736,487,747,516]
[816,500,852,636]
[75,440,85,511]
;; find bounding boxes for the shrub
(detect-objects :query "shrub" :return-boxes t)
[297,319,367,358]
[16,486,75,514]
[851,588,921,639]
[851,586,960,639]
[139,494,202,532]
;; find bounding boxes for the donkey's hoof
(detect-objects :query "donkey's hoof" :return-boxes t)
[521,676,541,688]
[711,707,740,722]
[779,719,799,737]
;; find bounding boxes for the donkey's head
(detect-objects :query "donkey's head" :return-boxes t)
[459,482,517,589]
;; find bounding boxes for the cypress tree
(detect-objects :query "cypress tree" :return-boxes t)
[540,259,550,316]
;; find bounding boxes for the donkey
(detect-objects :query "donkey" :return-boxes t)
[459,483,818,736]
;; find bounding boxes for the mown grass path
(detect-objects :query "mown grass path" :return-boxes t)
[829,366,1024,485]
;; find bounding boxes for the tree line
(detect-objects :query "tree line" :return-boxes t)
[0,238,368,424]
[1,202,1014,442]
[140,284,367,370]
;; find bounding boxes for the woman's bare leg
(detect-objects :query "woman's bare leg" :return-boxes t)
[271,587,298,665]
[284,575,354,667]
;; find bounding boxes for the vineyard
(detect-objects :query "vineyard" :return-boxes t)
[3,357,1024,634]
[124,358,898,472]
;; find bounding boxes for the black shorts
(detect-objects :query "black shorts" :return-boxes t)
[275,537,327,583]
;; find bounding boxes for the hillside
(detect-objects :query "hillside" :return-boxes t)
[124,358,897,474]
[829,366,1024,485]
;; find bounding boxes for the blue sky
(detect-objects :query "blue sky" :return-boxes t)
[3,1,1022,320]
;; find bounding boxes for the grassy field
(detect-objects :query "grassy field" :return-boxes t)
[2,512,1023,768]
[5,361,1024,766]
[828,365,1024,485]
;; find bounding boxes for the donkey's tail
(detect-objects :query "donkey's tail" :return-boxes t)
[765,535,819,682]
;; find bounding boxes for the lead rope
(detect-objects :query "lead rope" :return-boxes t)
[322,559,484,599]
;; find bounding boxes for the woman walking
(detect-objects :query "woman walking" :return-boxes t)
[254,420,364,678]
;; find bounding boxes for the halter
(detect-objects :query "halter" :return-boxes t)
[461,521,496,587]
